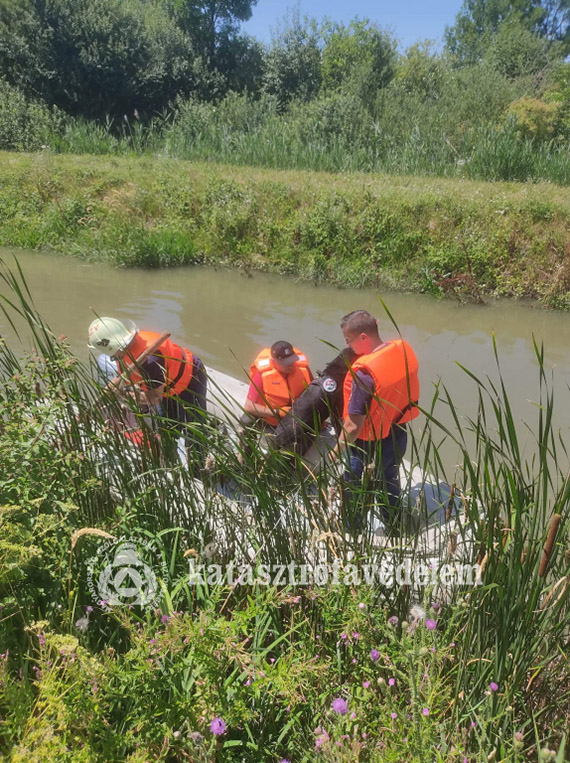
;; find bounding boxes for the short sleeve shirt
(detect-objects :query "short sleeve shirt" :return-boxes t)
[247,369,264,404]
[347,369,375,416]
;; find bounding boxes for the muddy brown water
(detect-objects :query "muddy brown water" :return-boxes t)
[2,248,570,473]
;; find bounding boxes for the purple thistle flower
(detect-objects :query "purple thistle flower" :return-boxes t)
[280,760,291,763]
[422,707,430,716]
[388,615,399,626]
[362,681,370,688]
[370,648,380,661]
[432,602,440,612]
[210,717,226,735]
[388,677,395,687]
[391,711,397,719]
[489,681,499,692]
[161,614,169,624]
[425,619,437,631]
[332,697,348,715]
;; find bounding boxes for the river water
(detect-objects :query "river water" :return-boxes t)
[2,248,570,470]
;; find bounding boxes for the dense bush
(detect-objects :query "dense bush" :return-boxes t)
[0,79,65,151]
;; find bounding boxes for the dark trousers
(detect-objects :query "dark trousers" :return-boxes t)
[161,364,208,466]
[342,425,408,529]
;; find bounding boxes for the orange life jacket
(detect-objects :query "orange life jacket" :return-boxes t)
[117,331,193,397]
[343,340,419,441]
[250,347,312,426]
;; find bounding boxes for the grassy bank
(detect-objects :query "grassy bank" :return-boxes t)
[2,151,570,307]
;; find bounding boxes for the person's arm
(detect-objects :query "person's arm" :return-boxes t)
[126,355,165,408]
[243,397,280,420]
[243,370,281,421]
[330,413,365,461]
[330,370,374,461]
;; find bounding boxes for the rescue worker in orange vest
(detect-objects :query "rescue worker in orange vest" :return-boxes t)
[331,310,420,533]
[240,340,313,433]
[87,317,207,466]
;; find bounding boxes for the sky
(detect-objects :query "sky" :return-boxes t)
[242,0,464,51]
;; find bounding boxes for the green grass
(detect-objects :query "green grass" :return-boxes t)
[2,151,570,307]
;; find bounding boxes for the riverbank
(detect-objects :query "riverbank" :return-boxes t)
[2,151,570,307]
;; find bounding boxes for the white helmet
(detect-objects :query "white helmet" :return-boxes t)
[87,317,137,356]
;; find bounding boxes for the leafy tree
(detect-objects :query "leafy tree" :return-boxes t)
[445,0,570,63]
[165,0,257,60]
[0,0,206,120]
[484,18,560,77]
[321,18,396,103]
[392,41,448,100]
[262,9,322,111]
[162,0,262,93]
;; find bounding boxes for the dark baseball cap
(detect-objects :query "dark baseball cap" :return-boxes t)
[271,340,299,367]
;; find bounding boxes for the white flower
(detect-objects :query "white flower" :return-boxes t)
[409,604,425,621]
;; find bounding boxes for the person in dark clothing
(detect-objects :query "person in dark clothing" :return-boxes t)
[273,348,356,456]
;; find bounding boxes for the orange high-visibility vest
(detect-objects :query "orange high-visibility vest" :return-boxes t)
[343,340,419,441]
[118,331,193,397]
[250,347,311,426]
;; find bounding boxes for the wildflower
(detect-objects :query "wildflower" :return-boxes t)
[280,759,291,763]
[340,632,348,640]
[432,602,440,612]
[173,731,180,739]
[161,614,169,624]
[362,681,370,688]
[315,730,329,750]
[388,678,395,686]
[352,631,360,640]
[410,604,425,620]
[425,619,437,631]
[489,681,499,692]
[86,605,94,613]
[358,602,366,611]
[75,615,89,632]
[332,697,348,715]
[514,731,523,744]
[422,707,430,716]
[370,648,380,661]
[38,634,45,646]
[350,712,356,719]
[391,712,397,719]
[210,717,226,736]
[388,615,399,626]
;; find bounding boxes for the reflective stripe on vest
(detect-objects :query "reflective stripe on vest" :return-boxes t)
[342,339,419,441]
[249,347,312,426]
[118,331,193,397]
